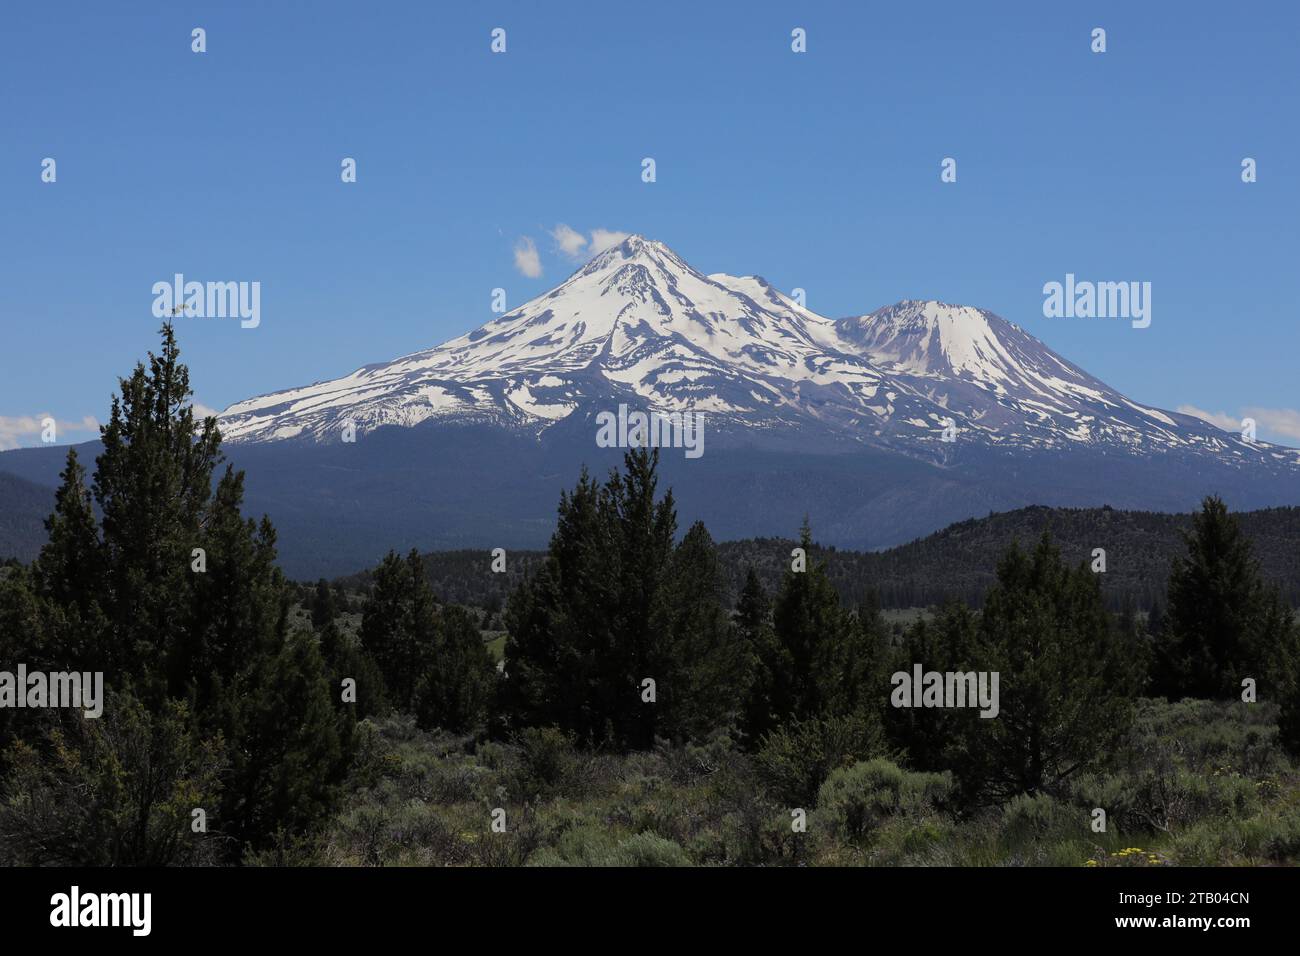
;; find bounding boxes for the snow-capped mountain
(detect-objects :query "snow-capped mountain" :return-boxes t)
[219,236,1294,470]
[4,236,1297,577]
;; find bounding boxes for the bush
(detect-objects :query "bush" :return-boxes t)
[1000,793,1080,846]
[756,713,885,806]
[514,726,577,797]
[605,831,690,867]
[816,758,953,843]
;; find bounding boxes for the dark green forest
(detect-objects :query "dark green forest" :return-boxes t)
[3,329,1300,867]
[337,506,1300,615]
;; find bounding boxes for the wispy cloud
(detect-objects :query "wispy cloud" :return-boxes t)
[1243,406,1300,442]
[512,236,543,278]
[1177,405,1240,432]
[1178,403,1300,444]
[548,225,632,261]
[0,414,100,451]
[588,228,631,255]
[549,223,588,259]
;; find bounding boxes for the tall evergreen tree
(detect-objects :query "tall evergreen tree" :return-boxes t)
[886,601,980,773]
[504,448,734,749]
[310,578,338,632]
[1157,496,1292,699]
[413,604,496,733]
[9,325,343,858]
[35,449,103,620]
[658,521,748,742]
[359,550,437,709]
[960,535,1142,803]
[769,521,861,721]
[92,326,222,692]
[734,567,785,745]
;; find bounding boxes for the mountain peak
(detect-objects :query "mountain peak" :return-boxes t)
[215,241,1289,472]
[579,234,687,275]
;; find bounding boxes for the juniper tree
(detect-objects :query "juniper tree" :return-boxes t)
[1156,496,1294,700]
[657,521,748,742]
[958,535,1143,804]
[412,604,496,733]
[504,448,736,749]
[770,521,864,721]
[92,326,222,693]
[734,567,785,745]
[35,448,102,621]
[9,325,343,857]
[359,549,437,709]
[886,601,980,774]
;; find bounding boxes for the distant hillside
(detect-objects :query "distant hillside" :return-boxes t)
[718,505,1300,611]
[338,504,1300,612]
[0,471,54,563]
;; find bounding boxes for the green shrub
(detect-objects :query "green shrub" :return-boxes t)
[514,726,577,796]
[528,827,689,867]
[756,713,885,806]
[604,831,690,867]
[1000,793,1080,846]
[816,758,952,843]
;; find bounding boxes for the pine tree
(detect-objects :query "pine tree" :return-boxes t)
[35,448,103,620]
[359,550,438,709]
[11,325,344,859]
[605,447,677,748]
[886,601,980,773]
[1157,496,1291,699]
[504,448,733,749]
[90,325,222,694]
[657,522,748,742]
[770,521,855,720]
[413,604,496,733]
[735,567,785,745]
[231,629,344,851]
[960,535,1142,803]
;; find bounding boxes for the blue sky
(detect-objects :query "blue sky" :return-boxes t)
[2,0,1297,448]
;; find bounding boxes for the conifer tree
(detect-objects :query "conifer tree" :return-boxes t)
[1157,496,1293,699]
[10,325,343,858]
[960,535,1142,803]
[735,567,785,744]
[658,521,748,742]
[311,578,338,632]
[886,601,980,773]
[413,604,496,733]
[770,521,856,720]
[35,448,103,622]
[359,550,438,709]
[505,448,734,748]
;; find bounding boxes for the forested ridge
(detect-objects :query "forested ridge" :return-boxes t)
[339,504,1300,613]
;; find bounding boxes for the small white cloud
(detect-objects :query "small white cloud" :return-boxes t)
[588,228,631,255]
[0,413,99,451]
[1177,405,1239,431]
[513,236,543,278]
[1179,403,1300,444]
[1243,406,1300,442]
[550,223,588,259]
